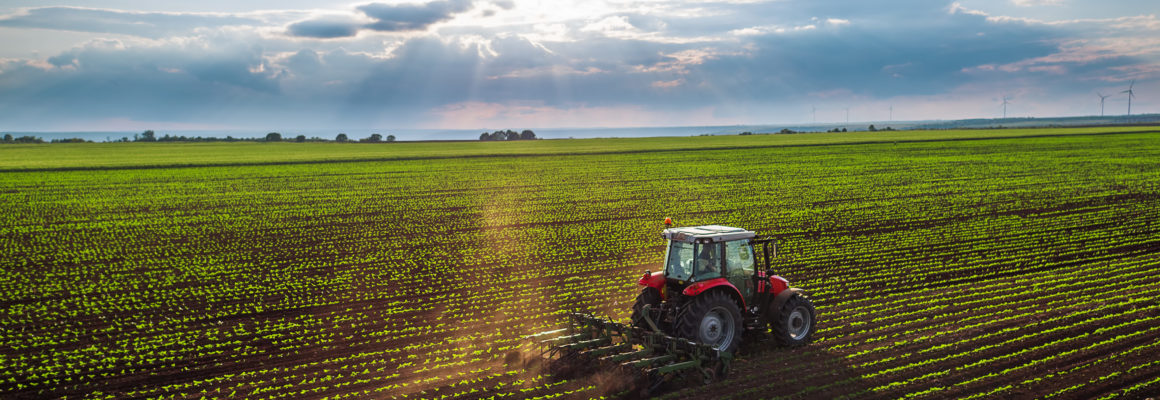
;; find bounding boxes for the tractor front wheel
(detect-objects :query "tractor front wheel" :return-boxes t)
[675,291,743,353]
[771,294,817,347]
[630,287,662,330]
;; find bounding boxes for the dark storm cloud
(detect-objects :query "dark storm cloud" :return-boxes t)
[0,39,284,127]
[286,18,362,39]
[359,0,474,32]
[702,11,1060,98]
[0,6,257,38]
[284,0,476,38]
[531,0,1066,103]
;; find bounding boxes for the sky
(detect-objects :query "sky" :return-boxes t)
[0,0,1157,132]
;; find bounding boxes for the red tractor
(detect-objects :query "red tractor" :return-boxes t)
[630,223,817,353]
[527,222,817,390]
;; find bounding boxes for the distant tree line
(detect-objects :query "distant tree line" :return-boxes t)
[1,130,403,144]
[330,133,396,142]
[2,134,47,143]
[0,134,90,143]
[734,126,899,135]
[821,125,895,133]
[739,127,897,135]
[479,130,536,141]
[132,130,266,142]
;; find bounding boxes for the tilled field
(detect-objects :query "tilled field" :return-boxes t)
[2,129,1160,399]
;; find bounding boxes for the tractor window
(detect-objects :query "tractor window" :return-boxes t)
[726,240,755,278]
[664,241,695,280]
[691,243,723,281]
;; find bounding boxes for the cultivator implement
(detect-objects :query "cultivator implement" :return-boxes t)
[525,310,733,394]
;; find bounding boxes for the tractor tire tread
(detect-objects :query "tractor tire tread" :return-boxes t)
[771,294,817,348]
[673,290,743,353]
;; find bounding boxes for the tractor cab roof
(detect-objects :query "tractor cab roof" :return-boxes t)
[662,225,756,243]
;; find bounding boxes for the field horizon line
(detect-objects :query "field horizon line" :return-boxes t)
[2,128,1158,173]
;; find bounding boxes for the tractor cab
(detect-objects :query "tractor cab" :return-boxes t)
[661,225,759,298]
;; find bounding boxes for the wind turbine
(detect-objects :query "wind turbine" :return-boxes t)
[845,107,850,126]
[1122,80,1136,116]
[812,106,816,123]
[889,105,893,122]
[1001,95,1012,119]
[1097,92,1110,117]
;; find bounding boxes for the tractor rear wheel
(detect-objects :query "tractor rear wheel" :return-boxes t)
[630,287,662,330]
[771,294,817,347]
[674,291,743,353]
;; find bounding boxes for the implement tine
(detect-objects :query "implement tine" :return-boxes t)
[538,311,733,394]
[522,328,567,340]
[540,333,584,346]
[602,348,651,363]
[583,343,630,358]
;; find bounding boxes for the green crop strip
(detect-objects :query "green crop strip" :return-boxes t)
[3,127,1160,399]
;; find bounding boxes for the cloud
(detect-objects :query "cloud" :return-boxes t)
[693,6,1064,99]
[0,0,1157,130]
[651,78,685,88]
[575,13,720,44]
[284,0,477,39]
[0,6,258,38]
[283,49,323,74]
[581,16,638,36]
[286,17,364,39]
[1011,0,1064,6]
[949,2,989,17]
[359,0,474,32]
[0,35,285,129]
[730,24,816,35]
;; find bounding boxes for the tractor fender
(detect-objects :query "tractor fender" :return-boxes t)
[768,275,790,295]
[638,271,665,290]
[683,278,746,310]
[767,288,806,318]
